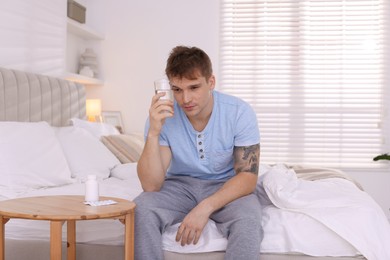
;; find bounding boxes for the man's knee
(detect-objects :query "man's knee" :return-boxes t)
[232,215,262,235]
[134,192,161,221]
[230,195,262,218]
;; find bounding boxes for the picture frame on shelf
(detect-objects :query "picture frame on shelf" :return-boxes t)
[101,111,124,133]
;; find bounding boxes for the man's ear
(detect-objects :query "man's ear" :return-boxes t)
[208,75,216,90]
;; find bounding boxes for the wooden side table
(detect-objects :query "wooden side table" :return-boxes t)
[0,195,136,260]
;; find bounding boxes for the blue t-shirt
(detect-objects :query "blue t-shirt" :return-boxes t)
[144,91,260,180]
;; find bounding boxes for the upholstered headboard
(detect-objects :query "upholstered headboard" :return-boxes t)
[0,67,86,126]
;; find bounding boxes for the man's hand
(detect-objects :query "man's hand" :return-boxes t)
[148,92,174,137]
[175,203,212,246]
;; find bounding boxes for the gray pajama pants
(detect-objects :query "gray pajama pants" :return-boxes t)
[133,176,263,260]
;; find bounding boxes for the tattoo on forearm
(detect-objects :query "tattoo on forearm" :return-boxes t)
[234,144,260,175]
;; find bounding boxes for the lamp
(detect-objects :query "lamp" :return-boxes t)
[86,99,102,122]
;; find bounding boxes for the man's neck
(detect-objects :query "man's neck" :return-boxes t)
[188,96,214,132]
[189,113,212,132]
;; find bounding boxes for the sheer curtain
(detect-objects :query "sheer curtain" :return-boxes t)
[219,0,389,169]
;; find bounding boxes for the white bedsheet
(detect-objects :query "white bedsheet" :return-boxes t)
[263,164,390,260]
[1,163,387,258]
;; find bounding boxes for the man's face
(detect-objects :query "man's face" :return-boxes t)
[169,73,215,120]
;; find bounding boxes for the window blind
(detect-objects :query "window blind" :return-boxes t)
[220,0,388,169]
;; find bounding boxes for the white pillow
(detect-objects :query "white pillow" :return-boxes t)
[54,126,121,180]
[70,118,120,139]
[110,162,138,180]
[0,121,73,190]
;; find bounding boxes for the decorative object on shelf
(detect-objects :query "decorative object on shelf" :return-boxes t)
[102,111,124,133]
[67,0,86,24]
[373,153,390,162]
[79,66,94,78]
[86,99,102,122]
[79,48,99,78]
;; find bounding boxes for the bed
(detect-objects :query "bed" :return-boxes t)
[1,66,389,260]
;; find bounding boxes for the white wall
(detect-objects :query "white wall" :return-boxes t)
[0,0,66,76]
[85,0,220,134]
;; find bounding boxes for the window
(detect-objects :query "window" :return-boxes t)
[220,0,388,169]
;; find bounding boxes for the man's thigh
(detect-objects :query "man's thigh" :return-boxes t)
[211,193,262,227]
[134,176,199,221]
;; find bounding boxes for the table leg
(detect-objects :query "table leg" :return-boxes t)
[50,220,64,260]
[67,220,76,260]
[124,212,134,260]
[0,217,9,260]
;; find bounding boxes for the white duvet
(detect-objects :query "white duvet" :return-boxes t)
[2,163,390,259]
[263,164,390,260]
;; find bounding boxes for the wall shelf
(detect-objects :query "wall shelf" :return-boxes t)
[67,18,104,40]
[64,72,104,85]
[66,18,104,85]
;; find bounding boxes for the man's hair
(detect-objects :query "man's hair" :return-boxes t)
[165,46,213,81]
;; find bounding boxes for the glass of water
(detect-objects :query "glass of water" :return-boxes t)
[154,78,173,101]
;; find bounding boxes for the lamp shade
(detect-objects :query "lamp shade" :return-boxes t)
[86,99,102,121]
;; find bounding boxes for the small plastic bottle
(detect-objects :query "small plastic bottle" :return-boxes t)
[85,175,99,202]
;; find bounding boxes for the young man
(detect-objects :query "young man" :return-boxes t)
[134,46,263,260]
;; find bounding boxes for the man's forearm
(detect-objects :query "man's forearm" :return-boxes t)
[198,172,258,215]
[137,135,166,191]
